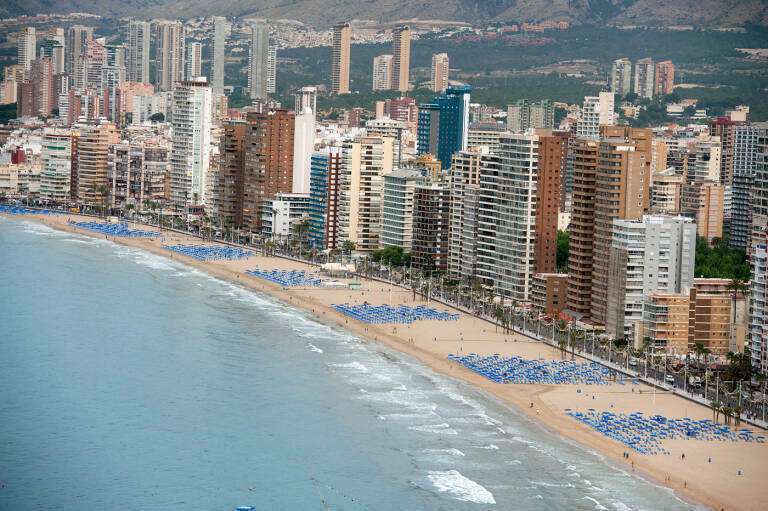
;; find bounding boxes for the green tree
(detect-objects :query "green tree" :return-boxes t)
[556,230,570,272]
[150,112,165,122]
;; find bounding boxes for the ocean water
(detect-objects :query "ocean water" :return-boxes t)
[0,216,701,510]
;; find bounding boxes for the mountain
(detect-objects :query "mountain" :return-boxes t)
[4,0,768,28]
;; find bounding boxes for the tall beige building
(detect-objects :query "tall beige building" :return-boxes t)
[331,22,351,95]
[18,27,36,70]
[339,136,395,252]
[681,180,724,243]
[372,54,393,91]
[566,126,653,324]
[156,21,185,92]
[431,53,449,92]
[73,119,119,205]
[186,42,202,79]
[391,25,410,93]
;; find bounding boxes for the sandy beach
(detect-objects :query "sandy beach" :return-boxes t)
[6,211,767,511]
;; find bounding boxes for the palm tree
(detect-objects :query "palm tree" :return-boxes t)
[710,401,721,424]
[733,405,743,427]
[722,406,733,425]
[727,278,747,328]
[558,338,567,359]
[493,306,504,333]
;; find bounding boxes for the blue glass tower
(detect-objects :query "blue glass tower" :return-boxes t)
[417,86,471,170]
[308,152,329,250]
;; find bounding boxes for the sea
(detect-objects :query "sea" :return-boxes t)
[0,216,702,510]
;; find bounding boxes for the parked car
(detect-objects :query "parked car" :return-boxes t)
[665,374,675,383]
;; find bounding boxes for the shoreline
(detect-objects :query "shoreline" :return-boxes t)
[5,211,767,511]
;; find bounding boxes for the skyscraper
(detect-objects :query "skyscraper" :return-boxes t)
[654,60,675,97]
[605,215,695,341]
[338,136,395,252]
[248,22,269,100]
[67,25,93,83]
[102,44,126,122]
[186,42,202,79]
[308,146,342,250]
[507,99,554,132]
[372,54,393,91]
[331,22,351,95]
[242,109,295,228]
[730,124,758,249]
[267,45,277,94]
[18,27,36,70]
[294,86,317,114]
[72,119,119,204]
[566,126,652,323]
[156,21,185,92]
[610,58,632,97]
[38,39,65,75]
[391,25,410,93]
[430,53,449,93]
[40,128,73,203]
[212,17,226,95]
[126,20,151,83]
[412,183,451,273]
[577,92,614,139]
[293,107,315,194]
[417,86,471,170]
[633,58,654,99]
[170,78,212,208]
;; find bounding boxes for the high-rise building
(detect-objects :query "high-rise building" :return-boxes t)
[29,58,55,117]
[108,142,169,208]
[366,117,405,168]
[48,28,65,47]
[212,17,226,95]
[651,168,684,213]
[372,54,393,91]
[391,25,410,93]
[248,22,269,100]
[170,78,212,208]
[681,180,724,243]
[507,99,554,132]
[242,109,295,228]
[633,58,654,99]
[566,127,652,323]
[126,20,151,83]
[213,120,247,226]
[308,146,343,250]
[688,135,721,183]
[709,117,745,187]
[38,39,65,75]
[531,273,570,316]
[449,147,489,280]
[331,22,351,95]
[610,58,632,97]
[156,21,185,92]
[338,136,395,252]
[67,25,93,82]
[381,169,427,250]
[654,60,675,97]
[473,132,563,302]
[294,86,317,115]
[267,45,277,94]
[412,183,451,273]
[751,234,768,374]
[102,45,126,122]
[293,107,315,194]
[18,27,36,70]
[39,128,72,203]
[186,42,202,79]
[430,53,449,93]
[417,86,471,170]
[85,39,105,92]
[577,92,614,139]
[72,119,119,204]
[375,96,417,125]
[730,124,758,250]
[604,215,696,341]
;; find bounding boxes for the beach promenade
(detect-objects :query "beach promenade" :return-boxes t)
[4,210,767,511]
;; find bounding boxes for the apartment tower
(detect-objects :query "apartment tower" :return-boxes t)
[156,21,185,92]
[431,53,449,93]
[126,20,151,83]
[391,25,410,93]
[331,22,351,95]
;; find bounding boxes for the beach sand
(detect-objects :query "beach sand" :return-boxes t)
[8,212,768,511]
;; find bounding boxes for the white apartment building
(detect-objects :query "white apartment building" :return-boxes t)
[381,168,427,250]
[170,78,212,208]
[577,92,614,139]
[212,17,226,95]
[248,23,269,100]
[611,57,632,97]
[605,215,696,341]
[372,54,393,91]
[127,20,151,83]
[39,128,72,202]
